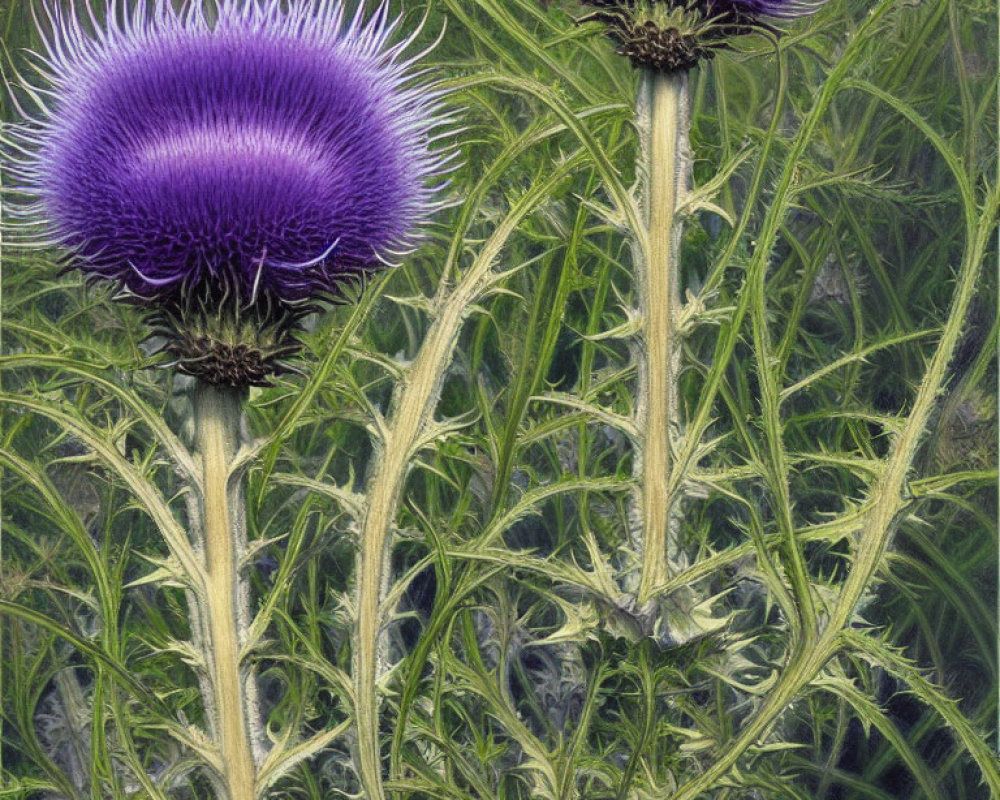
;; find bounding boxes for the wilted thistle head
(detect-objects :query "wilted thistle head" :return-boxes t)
[7,0,453,386]
[579,0,826,71]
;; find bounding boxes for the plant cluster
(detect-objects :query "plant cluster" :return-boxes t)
[0,0,996,799]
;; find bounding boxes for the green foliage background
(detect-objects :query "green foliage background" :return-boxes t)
[0,0,997,798]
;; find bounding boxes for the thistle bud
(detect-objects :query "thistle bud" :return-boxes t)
[578,0,827,71]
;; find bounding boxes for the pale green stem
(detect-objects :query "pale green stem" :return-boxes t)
[352,162,577,800]
[354,292,503,800]
[668,165,998,800]
[353,326,452,800]
[634,69,689,603]
[193,382,257,800]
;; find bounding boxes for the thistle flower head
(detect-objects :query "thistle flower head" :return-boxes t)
[579,0,826,71]
[7,0,453,384]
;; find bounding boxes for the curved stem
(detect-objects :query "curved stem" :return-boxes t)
[352,161,578,800]
[668,64,997,797]
[635,69,689,602]
[194,382,257,800]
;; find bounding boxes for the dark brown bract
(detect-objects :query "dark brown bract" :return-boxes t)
[615,19,714,71]
[578,0,823,72]
[143,280,307,387]
[169,336,287,387]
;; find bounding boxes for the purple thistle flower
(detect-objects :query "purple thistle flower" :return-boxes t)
[698,0,825,21]
[8,0,453,304]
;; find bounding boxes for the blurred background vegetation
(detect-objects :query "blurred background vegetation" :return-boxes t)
[0,0,996,798]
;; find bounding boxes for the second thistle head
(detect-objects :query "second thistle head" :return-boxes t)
[578,0,826,71]
[7,0,453,386]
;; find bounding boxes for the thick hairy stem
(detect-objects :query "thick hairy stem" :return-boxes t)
[354,310,467,800]
[352,162,576,800]
[634,69,689,603]
[353,442,406,800]
[193,382,257,800]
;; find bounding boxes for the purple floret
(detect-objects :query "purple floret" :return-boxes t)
[699,0,826,20]
[9,0,452,303]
